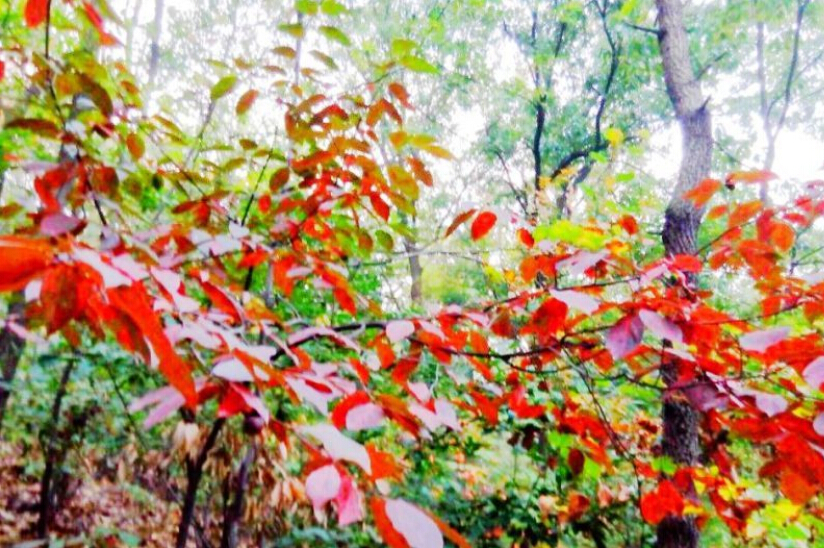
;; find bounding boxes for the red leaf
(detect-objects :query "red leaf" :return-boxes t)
[471,211,497,240]
[332,287,356,315]
[0,60,5,81]
[83,2,117,45]
[40,264,79,333]
[199,280,242,323]
[25,0,48,27]
[508,385,544,419]
[606,314,644,360]
[0,236,53,292]
[258,194,272,213]
[517,228,534,247]
[238,248,269,269]
[370,192,391,221]
[682,179,721,208]
[640,481,684,525]
[669,254,702,273]
[330,391,372,429]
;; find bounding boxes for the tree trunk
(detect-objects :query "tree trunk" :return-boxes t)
[0,297,25,434]
[655,1,713,547]
[220,443,257,548]
[404,239,423,307]
[36,358,76,538]
[148,0,164,90]
[176,418,224,548]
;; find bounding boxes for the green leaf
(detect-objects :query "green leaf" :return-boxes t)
[319,25,351,46]
[210,75,238,100]
[310,50,338,70]
[295,0,318,15]
[399,55,438,74]
[278,23,305,38]
[375,230,394,251]
[320,0,347,15]
[533,220,607,251]
[391,38,417,57]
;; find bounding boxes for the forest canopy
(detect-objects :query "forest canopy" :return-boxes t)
[1,0,824,547]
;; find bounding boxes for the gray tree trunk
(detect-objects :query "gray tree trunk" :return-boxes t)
[655,1,713,547]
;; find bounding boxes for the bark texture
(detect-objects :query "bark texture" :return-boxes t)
[0,297,25,434]
[655,1,713,547]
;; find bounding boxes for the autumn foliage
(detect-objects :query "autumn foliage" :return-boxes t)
[3,1,824,547]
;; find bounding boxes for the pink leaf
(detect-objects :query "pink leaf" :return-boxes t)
[305,465,341,514]
[639,310,683,344]
[550,289,599,315]
[232,384,270,422]
[753,392,787,417]
[300,424,372,473]
[606,314,644,360]
[557,250,608,276]
[803,356,824,390]
[335,472,364,526]
[40,213,82,236]
[682,381,728,412]
[287,326,360,351]
[73,249,131,288]
[740,327,790,352]
[345,403,385,431]
[386,320,415,343]
[814,413,824,436]
[385,498,444,548]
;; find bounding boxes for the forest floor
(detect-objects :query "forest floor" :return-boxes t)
[0,441,182,547]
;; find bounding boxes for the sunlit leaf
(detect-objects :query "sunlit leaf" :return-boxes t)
[210,75,238,100]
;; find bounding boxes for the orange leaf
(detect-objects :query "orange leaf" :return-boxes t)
[729,200,763,227]
[682,179,721,208]
[471,211,497,240]
[444,209,476,238]
[236,89,259,115]
[427,511,472,548]
[0,236,53,292]
[25,0,48,27]
[388,82,413,109]
[107,284,196,405]
[726,170,778,185]
[769,222,795,252]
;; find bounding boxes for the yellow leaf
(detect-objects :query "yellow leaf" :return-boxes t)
[604,127,624,146]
